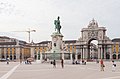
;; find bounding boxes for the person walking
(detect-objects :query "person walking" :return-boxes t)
[53,60,56,68]
[7,57,9,65]
[100,59,105,71]
[20,59,22,64]
[112,61,116,72]
[61,59,64,68]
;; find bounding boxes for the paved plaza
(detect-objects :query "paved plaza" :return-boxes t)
[0,61,120,79]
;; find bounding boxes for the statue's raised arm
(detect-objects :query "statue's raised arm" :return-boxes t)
[54,16,61,34]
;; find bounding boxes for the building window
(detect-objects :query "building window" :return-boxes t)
[114,45,115,47]
[114,49,115,52]
[72,46,74,48]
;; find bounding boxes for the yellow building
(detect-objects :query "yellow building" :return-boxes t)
[30,40,77,60]
[1,36,120,61]
[112,38,120,59]
[0,36,30,61]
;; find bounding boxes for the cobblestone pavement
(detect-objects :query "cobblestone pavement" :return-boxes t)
[0,61,120,79]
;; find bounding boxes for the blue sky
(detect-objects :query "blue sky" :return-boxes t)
[0,0,120,43]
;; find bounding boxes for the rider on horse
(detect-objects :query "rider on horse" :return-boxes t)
[54,16,61,33]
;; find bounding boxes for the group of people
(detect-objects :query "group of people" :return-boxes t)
[72,60,87,65]
[5,57,117,72]
[25,59,32,64]
[100,59,117,72]
[51,59,64,68]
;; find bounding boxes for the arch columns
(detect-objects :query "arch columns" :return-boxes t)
[84,47,88,59]
[98,46,101,59]
[77,19,113,60]
[109,45,112,60]
[104,46,106,59]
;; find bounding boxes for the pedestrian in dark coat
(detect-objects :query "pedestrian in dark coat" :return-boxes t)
[61,59,64,68]
[53,60,56,68]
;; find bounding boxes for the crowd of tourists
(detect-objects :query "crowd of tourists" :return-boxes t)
[5,57,118,72]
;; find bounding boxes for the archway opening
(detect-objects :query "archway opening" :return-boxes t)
[106,53,110,59]
[88,38,98,59]
[113,54,116,59]
[77,52,81,59]
[118,54,120,59]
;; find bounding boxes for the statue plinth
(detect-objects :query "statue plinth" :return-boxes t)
[51,32,63,53]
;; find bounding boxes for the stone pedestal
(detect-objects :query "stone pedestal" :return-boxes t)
[51,32,63,59]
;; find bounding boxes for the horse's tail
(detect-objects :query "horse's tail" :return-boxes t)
[60,25,61,29]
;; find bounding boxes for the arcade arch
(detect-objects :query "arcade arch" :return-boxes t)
[118,54,120,59]
[76,19,112,60]
[88,39,98,59]
[113,54,116,59]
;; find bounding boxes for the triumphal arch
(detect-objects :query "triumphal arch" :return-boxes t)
[76,19,112,60]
